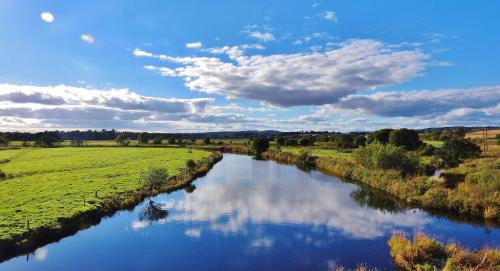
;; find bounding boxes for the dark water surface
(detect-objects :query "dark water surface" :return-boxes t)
[1,154,498,270]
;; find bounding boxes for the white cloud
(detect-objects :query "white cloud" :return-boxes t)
[135,39,429,106]
[40,12,54,23]
[323,11,338,22]
[80,34,95,44]
[185,228,202,238]
[249,31,275,42]
[186,41,203,49]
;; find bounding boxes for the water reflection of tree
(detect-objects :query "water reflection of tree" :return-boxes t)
[184,184,196,193]
[139,199,168,223]
[350,186,406,214]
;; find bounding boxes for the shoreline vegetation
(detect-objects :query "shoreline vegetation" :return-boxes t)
[0,148,222,261]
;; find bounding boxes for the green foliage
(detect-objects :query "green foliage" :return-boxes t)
[285,138,298,146]
[0,169,6,180]
[334,134,355,148]
[276,136,285,146]
[438,138,481,168]
[0,135,9,147]
[251,137,270,159]
[298,137,314,146]
[141,167,169,188]
[115,134,130,146]
[34,131,61,147]
[367,129,393,144]
[418,144,436,156]
[353,143,419,174]
[70,139,85,147]
[353,135,367,148]
[137,132,149,144]
[185,159,196,171]
[203,138,211,144]
[295,149,316,170]
[0,147,211,240]
[388,128,423,150]
[152,135,163,144]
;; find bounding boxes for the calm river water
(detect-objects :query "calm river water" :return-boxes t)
[1,154,498,270]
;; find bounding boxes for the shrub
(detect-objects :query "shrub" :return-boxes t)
[137,132,149,144]
[152,135,163,144]
[418,144,436,156]
[251,137,270,159]
[116,135,130,146]
[168,137,177,144]
[203,138,211,144]
[276,137,285,146]
[388,128,422,150]
[285,138,298,146]
[334,134,355,148]
[185,159,197,171]
[353,135,367,148]
[353,143,419,175]
[438,138,481,168]
[296,149,316,170]
[70,139,85,147]
[141,167,170,188]
[367,129,393,144]
[298,137,314,146]
[0,135,9,147]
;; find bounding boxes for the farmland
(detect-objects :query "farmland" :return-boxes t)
[0,147,212,242]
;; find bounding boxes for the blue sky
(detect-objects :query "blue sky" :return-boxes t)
[0,0,499,132]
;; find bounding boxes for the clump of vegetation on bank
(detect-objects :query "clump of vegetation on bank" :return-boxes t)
[295,149,316,170]
[352,143,419,175]
[388,232,500,271]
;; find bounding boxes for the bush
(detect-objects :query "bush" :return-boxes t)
[438,138,481,168]
[276,137,285,146]
[203,138,211,144]
[0,135,9,147]
[137,132,149,144]
[141,167,170,188]
[115,134,130,146]
[296,149,316,170]
[70,139,85,147]
[251,137,270,159]
[285,138,298,146]
[353,143,419,175]
[298,137,314,146]
[353,135,367,148]
[367,129,393,144]
[185,159,197,171]
[388,128,422,150]
[418,144,436,156]
[152,135,163,144]
[334,134,355,148]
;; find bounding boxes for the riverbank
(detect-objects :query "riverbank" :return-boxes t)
[0,148,222,261]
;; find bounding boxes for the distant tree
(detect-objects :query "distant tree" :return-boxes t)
[152,135,163,145]
[0,135,8,147]
[367,129,393,144]
[438,138,481,168]
[70,139,85,147]
[430,130,441,141]
[34,131,61,147]
[298,137,314,146]
[115,134,130,147]
[203,138,211,144]
[353,135,367,148]
[439,130,452,141]
[251,137,270,159]
[168,137,176,144]
[418,144,436,156]
[137,132,149,144]
[335,134,355,148]
[276,137,285,146]
[452,128,466,139]
[285,138,298,146]
[388,128,422,151]
[185,159,196,171]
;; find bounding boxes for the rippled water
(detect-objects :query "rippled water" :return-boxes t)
[1,154,498,270]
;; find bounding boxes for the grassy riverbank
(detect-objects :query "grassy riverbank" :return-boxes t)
[0,147,221,258]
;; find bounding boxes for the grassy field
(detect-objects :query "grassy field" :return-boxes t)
[280,146,354,160]
[0,147,211,241]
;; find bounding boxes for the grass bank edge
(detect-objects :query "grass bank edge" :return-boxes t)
[0,151,222,261]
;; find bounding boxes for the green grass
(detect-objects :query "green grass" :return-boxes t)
[0,147,210,240]
[423,140,444,148]
[281,147,353,160]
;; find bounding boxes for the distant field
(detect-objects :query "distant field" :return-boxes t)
[281,147,354,160]
[423,140,444,148]
[466,129,500,139]
[0,147,210,240]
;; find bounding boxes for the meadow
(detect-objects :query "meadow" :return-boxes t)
[0,147,211,242]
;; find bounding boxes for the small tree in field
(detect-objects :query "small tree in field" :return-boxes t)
[367,129,393,144]
[0,135,9,147]
[438,138,481,168]
[138,132,149,144]
[152,135,163,144]
[203,138,211,145]
[251,137,270,159]
[388,128,422,150]
[115,134,130,146]
[185,159,196,172]
[353,135,367,148]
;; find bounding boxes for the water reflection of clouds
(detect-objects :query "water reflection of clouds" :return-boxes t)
[161,160,430,239]
[34,247,48,261]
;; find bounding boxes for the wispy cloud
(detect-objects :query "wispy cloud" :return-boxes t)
[248,31,275,42]
[186,41,203,49]
[80,34,95,44]
[40,12,54,23]
[322,11,338,22]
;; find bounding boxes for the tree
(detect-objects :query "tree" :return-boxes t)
[251,137,270,159]
[0,135,9,147]
[185,159,196,171]
[353,135,367,148]
[430,130,441,141]
[298,137,313,146]
[115,134,130,147]
[334,134,355,148]
[353,143,419,175]
[276,137,285,146]
[137,132,149,144]
[168,137,176,144]
[285,138,298,146]
[388,128,422,151]
[152,135,163,144]
[70,139,85,147]
[203,138,211,144]
[438,138,481,168]
[367,129,393,144]
[34,131,61,147]
[452,128,466,139]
